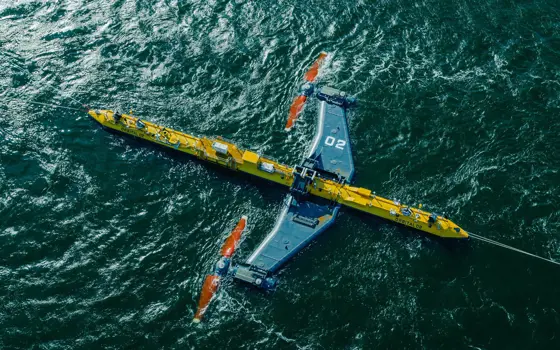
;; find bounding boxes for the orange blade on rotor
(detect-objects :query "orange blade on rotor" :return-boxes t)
[284,95,308,131]
[304,52,327,82]
[193,275,220,323]
[220,215,248,258]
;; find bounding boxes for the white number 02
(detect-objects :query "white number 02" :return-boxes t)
[325,136,346,150]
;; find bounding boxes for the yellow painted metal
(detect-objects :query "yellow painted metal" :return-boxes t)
[89,109,469,239]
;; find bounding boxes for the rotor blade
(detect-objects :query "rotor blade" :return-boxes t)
[284,95,308,131]
[220,215,248,258]
[193,274,220,323]
[304,52,327,82]
[284,52,327,131]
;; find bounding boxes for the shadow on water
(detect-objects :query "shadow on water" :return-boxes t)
[98,120,288,199]
[344,205,474,256]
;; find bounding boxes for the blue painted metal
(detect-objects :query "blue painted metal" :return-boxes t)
[231,264,278,290]
[233,86,355,288]
[244,196,340,273]
[308,87,354,182]
[214,257,230,277]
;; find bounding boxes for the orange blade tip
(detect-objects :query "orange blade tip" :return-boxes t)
[194,275,220,322]
[220,215,249,257]
[304,52,328,82]
[285,95,307,131]
[192,318,201,324]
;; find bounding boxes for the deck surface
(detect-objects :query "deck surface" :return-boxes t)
[243,92,354,274]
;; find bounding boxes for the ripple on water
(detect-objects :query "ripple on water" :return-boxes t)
[1,0,560,349]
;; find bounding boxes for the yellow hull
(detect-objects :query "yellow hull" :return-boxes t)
[89,109,469,239]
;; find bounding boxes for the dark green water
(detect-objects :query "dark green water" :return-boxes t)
[1,0,560,349]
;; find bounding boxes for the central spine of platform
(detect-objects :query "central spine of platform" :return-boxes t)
[88,109,468,241]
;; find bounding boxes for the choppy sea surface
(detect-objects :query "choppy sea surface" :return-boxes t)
[1,0,560,349]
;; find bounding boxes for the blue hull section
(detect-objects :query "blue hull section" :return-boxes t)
[245,196,339,272]
[233,86,355,287]
[308,100,355,181]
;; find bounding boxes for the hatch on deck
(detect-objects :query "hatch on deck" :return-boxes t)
[242,151,259,163]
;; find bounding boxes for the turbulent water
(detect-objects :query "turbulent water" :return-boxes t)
[1,0,560,349]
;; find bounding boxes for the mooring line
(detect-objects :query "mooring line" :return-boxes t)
[2,96,85,111]
[469,232,560,266]
[4,55,90,110]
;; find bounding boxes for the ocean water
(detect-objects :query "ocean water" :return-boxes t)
[1,0,559,349]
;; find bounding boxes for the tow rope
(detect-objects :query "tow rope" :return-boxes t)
[469,232,560,266]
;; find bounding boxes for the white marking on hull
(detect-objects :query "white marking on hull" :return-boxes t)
[308,101,326,158]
